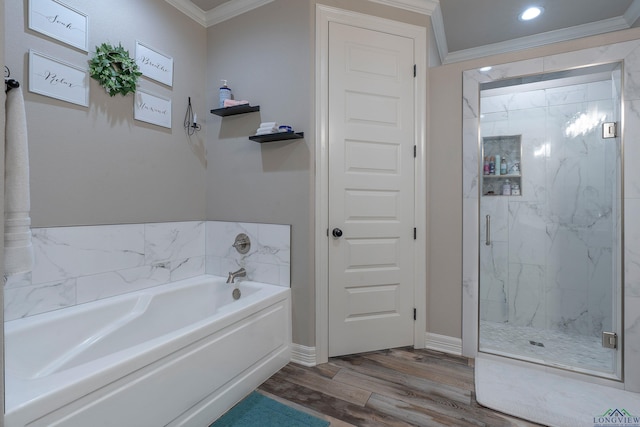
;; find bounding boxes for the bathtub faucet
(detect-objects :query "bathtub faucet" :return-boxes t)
[226,268,246,284]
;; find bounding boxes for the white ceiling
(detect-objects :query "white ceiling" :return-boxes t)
[166,0,640,64]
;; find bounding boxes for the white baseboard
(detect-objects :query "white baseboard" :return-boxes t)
[290,343,317,367]
[425,332,462,356]
[290,336,460,367]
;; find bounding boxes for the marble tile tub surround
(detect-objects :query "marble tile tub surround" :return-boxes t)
[463,39,640,393]
[205,221,291,289]
[4,221,290,321]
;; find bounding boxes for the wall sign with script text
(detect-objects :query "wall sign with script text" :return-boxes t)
[29,0,88,51]
[29,50,89,107]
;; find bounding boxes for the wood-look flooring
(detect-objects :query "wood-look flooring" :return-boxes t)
[258,347,542,427]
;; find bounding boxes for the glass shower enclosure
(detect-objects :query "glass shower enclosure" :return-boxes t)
[478,63,623,379]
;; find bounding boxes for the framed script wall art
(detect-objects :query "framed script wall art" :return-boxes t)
[29,0,88,51]
[135,41,173,87]
[29,50,89,107]
[134,90,172,129]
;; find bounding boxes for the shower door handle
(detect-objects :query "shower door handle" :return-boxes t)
[485,215,491,246]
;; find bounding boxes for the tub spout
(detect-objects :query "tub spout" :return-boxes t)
[226,268,246,284]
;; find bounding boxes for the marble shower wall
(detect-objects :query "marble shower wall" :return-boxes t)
[463,39,640,392]
[479,79,619,338]
[4,221,290,321]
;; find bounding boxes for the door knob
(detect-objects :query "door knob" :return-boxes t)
[332,228,343,238]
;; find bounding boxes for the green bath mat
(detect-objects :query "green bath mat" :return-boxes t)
[210,391,330,427]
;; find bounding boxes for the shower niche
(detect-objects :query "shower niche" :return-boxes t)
[481,135,521,196]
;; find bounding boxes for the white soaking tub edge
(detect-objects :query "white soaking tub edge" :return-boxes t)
[5,274,292,427]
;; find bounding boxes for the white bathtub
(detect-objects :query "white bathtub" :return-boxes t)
[4,275,291,427]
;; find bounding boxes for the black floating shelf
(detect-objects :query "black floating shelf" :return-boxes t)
[249,132,304,143]
[210,104,260,116]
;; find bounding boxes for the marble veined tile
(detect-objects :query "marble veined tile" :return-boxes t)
[256,224,290,265]
[625,296,640,392]
[4,279,76,321]
[31,224,145,285]
[624,101,640,199]
[169,256,205,282]
[625,198,640,298]
[479,321,613,373]
[508,202,548,266]
[508,263,546,328]
[144,221,205,264]
[206,221,291,287]
[475,356,638,427]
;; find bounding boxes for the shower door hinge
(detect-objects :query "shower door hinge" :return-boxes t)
[414,227,417,240]
[602,331,617,349]
[413,64,416,77]
[413,308,416,320]
[602,122,617,139]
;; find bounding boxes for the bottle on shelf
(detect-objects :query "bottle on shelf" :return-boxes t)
[511,182,520,196]
[495,154,501,176]
[502,179,511,196]
[483,157,490,175]
[489,156,495,175]
[500,157,507,175]
[219,80,232,108]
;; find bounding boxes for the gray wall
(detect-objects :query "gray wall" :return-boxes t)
[205,0,428,346]
[4,0,207,227]
[427,26,640,339]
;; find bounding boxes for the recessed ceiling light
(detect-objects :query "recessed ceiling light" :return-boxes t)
[479,66,492,72]
[519,6,543,21]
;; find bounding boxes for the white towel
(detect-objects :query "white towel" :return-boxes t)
[223,99,249,108]
[256,128,277,135]
[258,122,278,129]
[4,87,34,276]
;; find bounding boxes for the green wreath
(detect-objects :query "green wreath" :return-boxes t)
[89,43,142,97]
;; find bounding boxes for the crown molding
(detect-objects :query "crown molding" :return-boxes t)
[430,3,448,63]
[624,0,640,26]
[205,0,274,26]
[165,0,207,26]
[367,0,438,15]
[443,16,631,64]
[165,0,274,27]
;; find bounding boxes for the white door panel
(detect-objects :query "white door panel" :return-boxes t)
[328,21,415,357]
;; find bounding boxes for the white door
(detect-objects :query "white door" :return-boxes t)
[328,21,416,357]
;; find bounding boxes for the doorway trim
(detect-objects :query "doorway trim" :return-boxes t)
[314,4,427,364]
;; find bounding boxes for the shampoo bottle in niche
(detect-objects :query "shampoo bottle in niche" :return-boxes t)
[219,80,232,108]
[502,179,511,196]
[494,154,501,176]
[500,157,507,175]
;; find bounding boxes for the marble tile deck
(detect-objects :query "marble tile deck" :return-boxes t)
[476,356,640,427]
[480,320,615,374]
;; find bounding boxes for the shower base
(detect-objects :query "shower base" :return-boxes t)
[479,320,614,375]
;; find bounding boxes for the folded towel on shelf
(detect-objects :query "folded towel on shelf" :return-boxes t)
[258,122,278,129]
[223,99,250,108]
[256,128,278,135]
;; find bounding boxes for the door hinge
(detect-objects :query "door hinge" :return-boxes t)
[413,308,417,320]
[413,227,417,240]
[413,64,416,77]
[414,145,417,158]
[326,228,329,237]
[602,331,617,349]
